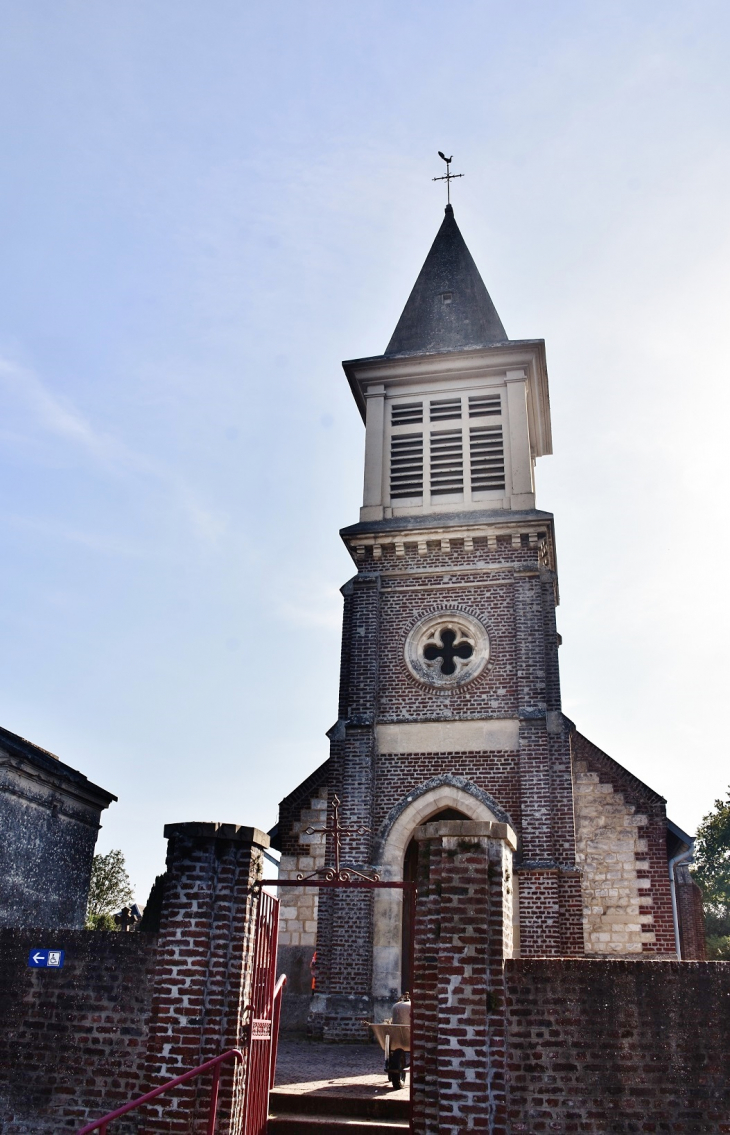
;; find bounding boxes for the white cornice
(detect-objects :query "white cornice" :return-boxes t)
[342,340,552,457]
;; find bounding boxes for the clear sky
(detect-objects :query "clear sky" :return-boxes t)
[1,1,729,903]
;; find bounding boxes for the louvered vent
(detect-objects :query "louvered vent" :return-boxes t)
[469,394,501,418]
[430,397,461,422]
[391,402,423,425]
[470,426,505,490]
[390,433,424,499]
[430,429,463,495]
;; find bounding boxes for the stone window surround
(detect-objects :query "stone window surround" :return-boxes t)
[403,609,490,688]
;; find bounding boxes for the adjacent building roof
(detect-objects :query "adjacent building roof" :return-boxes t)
[0,723,117,810]
[384,204,507,357]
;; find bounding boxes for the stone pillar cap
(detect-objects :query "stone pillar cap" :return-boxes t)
[163,821,270,848]
[415,818,517,851]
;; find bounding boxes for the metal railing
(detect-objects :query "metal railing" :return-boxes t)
[77,1048,243,1135]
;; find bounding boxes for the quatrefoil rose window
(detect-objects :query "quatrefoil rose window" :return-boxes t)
[404,611,490,688]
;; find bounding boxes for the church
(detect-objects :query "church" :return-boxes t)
[0,199,720,1135]
[272,202,704,1038]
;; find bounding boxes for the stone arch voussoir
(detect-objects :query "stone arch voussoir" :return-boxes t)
[373,774,512,869]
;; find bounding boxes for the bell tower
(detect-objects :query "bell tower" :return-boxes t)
[278,203,584,1040]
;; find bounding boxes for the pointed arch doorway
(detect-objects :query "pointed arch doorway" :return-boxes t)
[372,782,504,1019]
[400,807,469,994]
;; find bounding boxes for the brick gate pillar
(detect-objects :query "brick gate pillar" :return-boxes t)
[675,862,707,960]
[411,819,517,1135]
[142,822,269,1134]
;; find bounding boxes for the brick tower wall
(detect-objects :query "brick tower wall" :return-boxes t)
[304,521,585,1038]
[284,521,685,1035]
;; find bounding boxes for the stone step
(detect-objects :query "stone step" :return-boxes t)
[267,1116,409,1135]
[270,1091,409,1121]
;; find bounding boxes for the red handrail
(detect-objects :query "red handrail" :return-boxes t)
[76,1048,243,1135]
[269,974,287,1090]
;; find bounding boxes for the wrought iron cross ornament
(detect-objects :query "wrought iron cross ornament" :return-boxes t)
[297,795,380,883]
[432,151,464,204]
[424,629,473,675]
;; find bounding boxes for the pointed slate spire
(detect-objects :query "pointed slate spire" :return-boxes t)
[385,205,507,357]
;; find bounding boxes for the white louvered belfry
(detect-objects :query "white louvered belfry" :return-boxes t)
[387,392,506,509]
[390,431,424,499]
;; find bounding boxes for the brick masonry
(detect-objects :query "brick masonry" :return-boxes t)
[279,523,690,1035]
[0,929,155,1134]
[505,958,730,1134]
[316,528,584,1035]
[141,822,268,1135]
[0,810,721,1135]
[0,822,269,1135]
[675,863,707,961]
[574,760,656,954]
[274,517,706,1056]
[277,786,327,1031]
[277,788,328,951]
[410,820,727,1135]
[412,820,516,1135]
[408,819,729,1135]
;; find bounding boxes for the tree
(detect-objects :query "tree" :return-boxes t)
[692,788,730,960]
[85,849,134,930]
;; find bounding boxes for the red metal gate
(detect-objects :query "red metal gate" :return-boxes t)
[242,889,285,1135]
[259,876,416,1131]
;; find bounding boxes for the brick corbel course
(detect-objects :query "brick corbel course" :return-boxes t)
[412,820,516,1135]
[141,822,269,1135]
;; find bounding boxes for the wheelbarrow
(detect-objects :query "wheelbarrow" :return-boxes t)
[368,1022,411,1089]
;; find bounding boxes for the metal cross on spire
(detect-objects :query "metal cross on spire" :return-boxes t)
[296,795,380,883]
[432,151,464,204]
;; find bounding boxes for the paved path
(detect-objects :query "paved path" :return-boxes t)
[274,1039,409,1101]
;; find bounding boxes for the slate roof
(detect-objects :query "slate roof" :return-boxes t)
[385,204,507,357]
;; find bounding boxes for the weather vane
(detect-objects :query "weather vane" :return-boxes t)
[432,151,464,204]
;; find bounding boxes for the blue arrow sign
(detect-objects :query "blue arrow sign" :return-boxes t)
[28,949,65,968]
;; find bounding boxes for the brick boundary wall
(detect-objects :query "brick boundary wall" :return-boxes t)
[409,819,726,1135]
[505,958,730,1133]
[0,929,156,1134]
[0,823,268,1135]
[2,819,723,1135]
